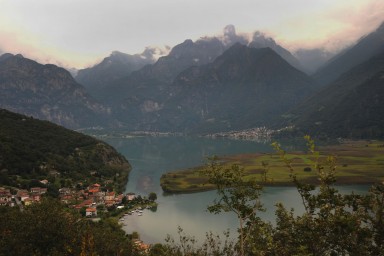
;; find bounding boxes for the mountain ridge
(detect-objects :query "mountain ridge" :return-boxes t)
[144,44,316,133]
[313,22,384,86]
[0,53,114,129]
[282,50,384,138]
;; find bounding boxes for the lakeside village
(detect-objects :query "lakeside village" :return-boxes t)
[0,182,157,252]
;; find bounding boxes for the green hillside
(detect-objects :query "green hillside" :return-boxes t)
[0,109,131,192]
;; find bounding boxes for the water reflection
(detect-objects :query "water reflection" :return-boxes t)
[103,136,370,245]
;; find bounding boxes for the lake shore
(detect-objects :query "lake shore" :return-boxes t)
[160,140,384,194]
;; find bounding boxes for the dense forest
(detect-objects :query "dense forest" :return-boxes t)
[0,109,131,192]
[0,198,135,256]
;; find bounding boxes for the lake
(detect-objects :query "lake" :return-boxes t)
[102,136,369,245]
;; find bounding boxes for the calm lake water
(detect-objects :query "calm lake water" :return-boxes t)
[102,136,369,244]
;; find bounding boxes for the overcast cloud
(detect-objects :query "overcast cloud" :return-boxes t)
[0,0,383,68]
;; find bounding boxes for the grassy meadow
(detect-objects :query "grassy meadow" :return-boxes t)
[160,140,384,193]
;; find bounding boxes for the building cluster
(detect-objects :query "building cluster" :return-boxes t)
[17,187,48,206]
[1,182,139,219]
[133,239,150,254]
[58,183,136,217]
[0,186,48,207]
[0,187,14,207]
[207,127,273,142]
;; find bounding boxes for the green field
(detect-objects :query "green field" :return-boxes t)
[160,140,384,193]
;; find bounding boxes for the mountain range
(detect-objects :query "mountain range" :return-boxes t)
[75,48,161,97]
[157,44,315,133]
[313,22,384,86]
[75,25,304,102]
[282,50,384,138]
[0,53,114,129]
[1,22,384,139]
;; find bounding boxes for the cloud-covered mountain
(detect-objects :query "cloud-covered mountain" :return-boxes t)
[96,36,227,104]
[110,44,315,132]
[0,53,114,129]
[313,22,384,86]
[75,48,161,96]
[282,51,384,138]
[82,25,304,102]
[94,25,304,103]
[169,44,315,133]
[221,24,249,47]
[249,31,302,71]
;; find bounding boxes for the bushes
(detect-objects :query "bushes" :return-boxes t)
[0,198,134,256]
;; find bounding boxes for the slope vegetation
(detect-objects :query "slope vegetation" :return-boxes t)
[0,109,130,191]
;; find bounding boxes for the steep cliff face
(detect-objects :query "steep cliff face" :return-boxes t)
[0,53,114,129]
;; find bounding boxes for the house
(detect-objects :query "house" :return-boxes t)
[60,194,73,204]
[133,239,150,254]
[85,207,97,217]
[94,191,105,203]
[40,179,49,185]
[24,198,33,206]
[105,191,115,201]
[59,187,72,195]
[89,183,101,190]
[75,199,94,210]
[30,187,47,195]
[105,200,115,207]
[17,190,30,202]
[88,188,100,195]
[0,188,13,206]
[126,193,136,201]
[115,193,124,204]
[31,194,41,202]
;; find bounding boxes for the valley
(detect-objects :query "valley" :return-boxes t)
[1,15,384,255]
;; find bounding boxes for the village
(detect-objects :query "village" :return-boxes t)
[0,182,156,253]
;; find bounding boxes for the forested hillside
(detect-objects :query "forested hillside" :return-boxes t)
[0,109,130,192]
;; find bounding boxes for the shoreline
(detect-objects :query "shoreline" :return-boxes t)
[160,140,384,194]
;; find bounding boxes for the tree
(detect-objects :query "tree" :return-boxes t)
[0,198,134,256]
[159,226,236,256]
[202,157,263,256]
[270,136,376,255]
[148,192,157,202]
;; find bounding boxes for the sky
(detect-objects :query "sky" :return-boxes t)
[0,0,384,69]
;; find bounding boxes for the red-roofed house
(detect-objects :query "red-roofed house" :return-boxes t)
[30,187,47,195]
[105,191,115,201]
[85,207,97,217]
[0,188,13,206]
